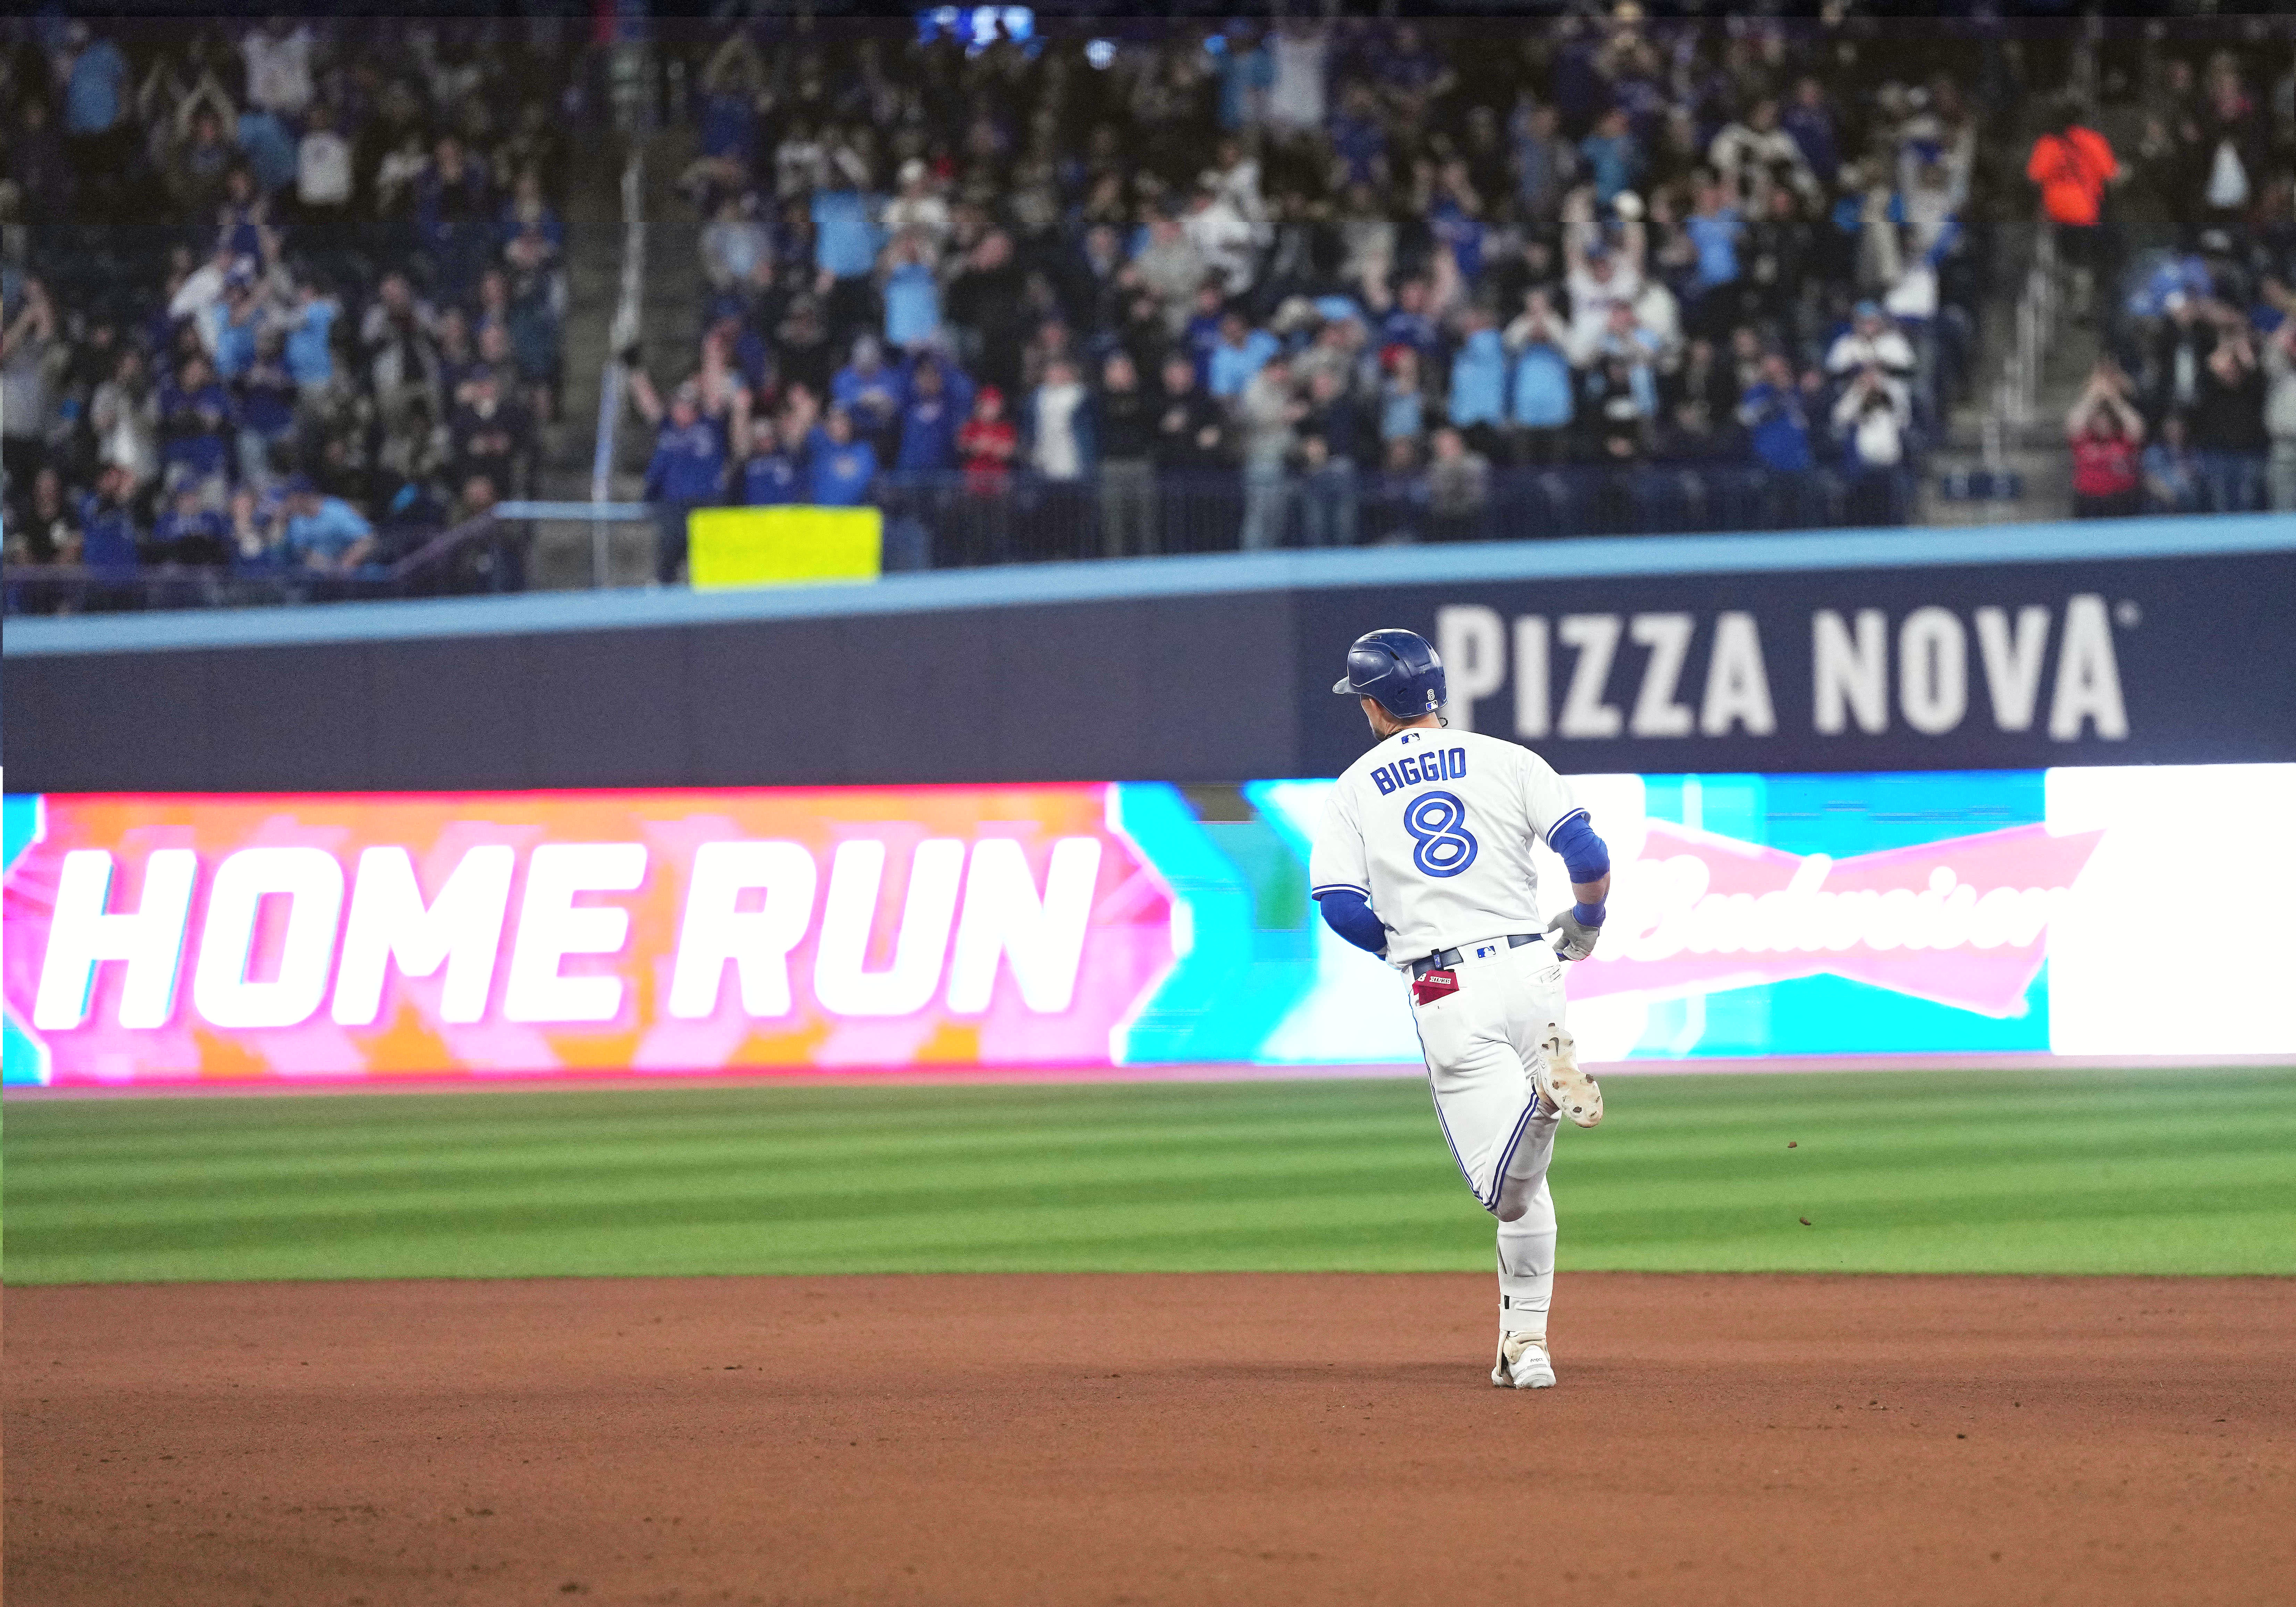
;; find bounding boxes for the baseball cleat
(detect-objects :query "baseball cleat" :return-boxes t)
[1491,1331,1556,1390]
[1535,1028,1603,1127]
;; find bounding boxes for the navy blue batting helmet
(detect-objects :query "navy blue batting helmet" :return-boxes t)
[1333,628,1446,720]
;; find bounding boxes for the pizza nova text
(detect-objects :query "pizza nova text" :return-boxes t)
[1433,595,2128,742]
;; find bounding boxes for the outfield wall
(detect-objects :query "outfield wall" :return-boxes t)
[8,764,2293,1087]
[6,516,2292,791]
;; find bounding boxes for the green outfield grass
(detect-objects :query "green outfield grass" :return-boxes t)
[4,1067,2293,1285]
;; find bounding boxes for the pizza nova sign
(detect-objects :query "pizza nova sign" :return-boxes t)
[1431,595,2129,746]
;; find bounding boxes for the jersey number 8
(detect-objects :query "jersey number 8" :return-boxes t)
[1403,791,1479,878]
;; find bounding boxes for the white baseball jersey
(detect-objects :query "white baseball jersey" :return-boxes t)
[1309,726,1585,963]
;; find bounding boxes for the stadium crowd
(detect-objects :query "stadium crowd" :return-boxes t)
[1,15,580,597]
[7,11,2295,606]
[628,9,2016,571]
[2035,55,2296,519]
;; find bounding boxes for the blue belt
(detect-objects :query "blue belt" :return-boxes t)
[1410,933,1541,980]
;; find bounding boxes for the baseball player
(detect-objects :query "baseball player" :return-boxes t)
[1309,628,1611,1390]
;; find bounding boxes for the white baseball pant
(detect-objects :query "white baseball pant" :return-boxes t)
[1408,937,1567,1340]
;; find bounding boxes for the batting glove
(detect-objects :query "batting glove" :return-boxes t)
[1546,907,1603,961]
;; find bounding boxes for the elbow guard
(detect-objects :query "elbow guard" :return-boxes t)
[1547,810,1611,885]
[1314,888,1389,956]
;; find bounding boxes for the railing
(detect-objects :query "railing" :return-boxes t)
[5,463,1932,615]
[1988,227,2059,469]
[587,144,649,585]
[873,463,1917,565]
[2,507,529,615]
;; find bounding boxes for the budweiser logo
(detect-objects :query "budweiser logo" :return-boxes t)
[1575,822,2106,1016]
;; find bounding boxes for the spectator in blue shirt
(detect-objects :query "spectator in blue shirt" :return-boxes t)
[645,404,730,500]
[79,466,142,577]
[1329,84,1388,187]
[1737,354,1817,472]
[237,109,299,194]
[2141,413,2204,513]
[225,486,282,573]
[64,26,128,138]
[698,86,757,170]
[280,477,377,571]
[1578,107,1641,207]
[153,482,231,567]
[501,171,568,260]
[1684,182,1744,292]
[894,357,961,475]
[158,354,235,488]
[634,370,730,582]
[283,283,339,390]
[1781,78,1841,185]
[881,232,942,352]
[1214,27,1273,131]
[1379,347,1426,448]
[831,335,906,452]
[1207,311,1278,400]
[1429,166,1486,282]
[1510,101,1576,224]
[812,186,880,280]
[739,417,804,505]
[217,168,270,263]
[1505,291,1574,461]
[1180,285,1227,386]
[1377,277,1440,361]
[207,272,265,380]
[812,183,882,346]
[413,136,492,300]
[806,409,879,506]
[1446,310,1508,445]
[235,330,300,486]
[413,136,491,241]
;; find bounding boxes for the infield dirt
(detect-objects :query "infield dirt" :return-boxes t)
[6,1272,2290,1606]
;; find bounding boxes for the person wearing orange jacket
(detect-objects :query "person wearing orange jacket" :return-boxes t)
[2027,102,2118,319]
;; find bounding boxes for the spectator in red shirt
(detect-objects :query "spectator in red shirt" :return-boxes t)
[957,382,1020,496]
[954,385,1019,562]
[2066,361,2145,519]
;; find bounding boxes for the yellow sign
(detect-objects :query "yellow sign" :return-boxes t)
[687,505,884,589]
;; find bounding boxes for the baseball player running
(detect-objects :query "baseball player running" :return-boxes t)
[1310,628,1611,1391]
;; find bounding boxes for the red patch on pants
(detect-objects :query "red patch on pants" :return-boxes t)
[1411,968,1459,1007]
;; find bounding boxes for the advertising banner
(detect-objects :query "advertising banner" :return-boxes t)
[688,505,883,589]
[1,786,1172,1085]
[1243,765,2296,1066]
[10,521,2290,797]
[1295,549,2296,776]
[7,767,2294,1086]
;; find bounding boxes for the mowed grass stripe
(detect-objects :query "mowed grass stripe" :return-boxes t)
[4,1068,2292,1284]
[7,1069,2268,1172]
[11,1082,2283,1215]
[10,1070,2277,1177]
[14,1120,2291,1236]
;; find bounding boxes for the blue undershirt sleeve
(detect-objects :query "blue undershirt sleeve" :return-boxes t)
[1546,810,1611,886]
[1314,888,1389,955]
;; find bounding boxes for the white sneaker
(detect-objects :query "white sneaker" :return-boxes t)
[1491,1330,1556,1389]
[1535,1028,1602,1128]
